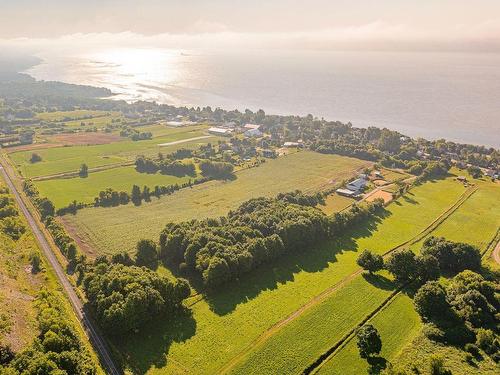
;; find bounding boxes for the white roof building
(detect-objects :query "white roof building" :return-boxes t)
[244,124,261,130]
[208,127,233,136]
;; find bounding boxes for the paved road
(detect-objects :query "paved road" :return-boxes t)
[157,135,212,147]
[0,161,121,375]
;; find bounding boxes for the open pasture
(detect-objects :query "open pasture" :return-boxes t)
[63,151,371,256]
[86,176,469,374]
[35,165,194,208]
[316,293,421,375]
[9,125,211,178]
[35,110,117,122]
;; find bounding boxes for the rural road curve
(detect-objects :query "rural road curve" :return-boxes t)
[157,135,212,147]
[0,160,121,375]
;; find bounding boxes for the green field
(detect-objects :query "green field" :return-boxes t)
[316,293,421,375]
[97,176,471,375]
[410,178,500,252]
[35,109,118,122]
[230,275,397,375]
[35,166,194,208]
[62,151,371,256]
[9,125,210,177]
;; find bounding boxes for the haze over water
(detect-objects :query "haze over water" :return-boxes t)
[27,49,500,147]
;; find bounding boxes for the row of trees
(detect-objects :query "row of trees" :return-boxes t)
[135,155,196,177]
[0,289,97,374]
[159,193,383,287]
[358,237,482,285]
[199,160,234,180]
[0,186,26,240]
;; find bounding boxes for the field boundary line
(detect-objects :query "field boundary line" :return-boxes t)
[482,227,500,258]
[306,288,404,375]
[217,184,477,374]
[32,161,134,181]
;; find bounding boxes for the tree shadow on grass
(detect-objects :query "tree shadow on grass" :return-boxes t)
[361,273,396,291]
[198,208,393,316]
[110,307,196,375]
[367,356,388,374]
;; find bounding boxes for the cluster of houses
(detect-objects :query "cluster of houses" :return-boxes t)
[336,174,369,198]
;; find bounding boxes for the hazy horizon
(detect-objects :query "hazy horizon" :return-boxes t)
[1,0,500,53]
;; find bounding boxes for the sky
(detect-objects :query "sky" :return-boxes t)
[1,0,500,52]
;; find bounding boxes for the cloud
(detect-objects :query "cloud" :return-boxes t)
[1,20,500,57]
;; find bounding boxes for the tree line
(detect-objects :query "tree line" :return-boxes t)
[159,192,384,288]
[135,155,196,177]
[0,186,26,240]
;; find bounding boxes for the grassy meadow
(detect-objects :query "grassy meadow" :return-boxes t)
[9,125,211,177]
[316,293,421,375]
[62,151,371,256]
[101,176,472,374]
[35,165,195,208]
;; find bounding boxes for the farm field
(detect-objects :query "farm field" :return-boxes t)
[35,165,194,208]
[316,292,421,375]
[105,176,468,374]
[35,109,119,122]
[409,176,500,252]
[9,125,210,177]
[230,274,397,375]
[63,151,372,256]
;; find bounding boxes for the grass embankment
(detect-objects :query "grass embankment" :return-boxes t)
[0,175,104,373]
[9,125,210,178]
[63,151,371,256]
[108,176,466,374]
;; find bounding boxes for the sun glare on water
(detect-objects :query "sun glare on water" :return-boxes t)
[84,48,183,102]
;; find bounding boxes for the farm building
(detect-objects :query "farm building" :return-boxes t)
[336,188,357,197]
[208,127,233,136]
[244,124,261,130]
[283,141,303,148]
[261,149,276,158]
[244,128,263,137]
[346,177,367,193]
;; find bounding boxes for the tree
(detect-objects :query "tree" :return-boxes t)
[30,252,41,273]
[30,153,42,163]
[385,249,418,284]
[467,166,482,179]
[135,239,158,268]
[131,184,142,205]
[414,281,450,321]
[356,324,382,359]
[357,250,384,274]
[142,185,151,202]
[79,163,88,178]
[415,254,440,283]
[37,198,55,219]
